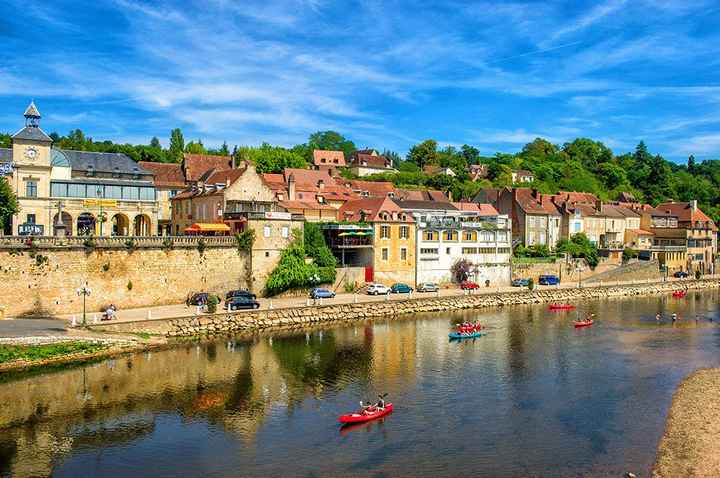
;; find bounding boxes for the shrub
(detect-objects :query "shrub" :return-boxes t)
[127,280,133,291]
[528,278,535,290]
[102,262,110,272]
[695,269,702,280]
[206,295,219,314]
[451,258,473,283]
[265,229,336,296]
[162,237,174,250]
[344,281,358,293]
[125,238,136,251]
[622,248,639,263]
[83,236,96,252]
[556,233,598,268]
[235,229,255,252]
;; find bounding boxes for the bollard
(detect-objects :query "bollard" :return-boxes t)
[147,310,152,320]
[71,316,77,327]
[93,314,98,324]
[385,292,389,301]
[354,293,358,303]
[307,298,311,306]
[196,305,201,315]
[269,300,273,310]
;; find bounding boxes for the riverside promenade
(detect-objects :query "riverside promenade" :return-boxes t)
[55,275,715,327]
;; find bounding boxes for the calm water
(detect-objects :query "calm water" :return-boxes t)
[2,291,720,478]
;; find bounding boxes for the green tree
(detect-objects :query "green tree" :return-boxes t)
[382,149,402,168]
[460,144,480,164]
[407,139,438,169]
[150,136,161,149]
[556,233,599,268]
[0,133,11,148]
[307,131,356,158]
[168,128,185,162]
[219,141,230,156]
[185,139,207,155]
[238,143,307,173]
[0,177,19,231]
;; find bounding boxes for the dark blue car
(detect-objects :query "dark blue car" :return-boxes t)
[310,288,336,299]
[538,275,560,285]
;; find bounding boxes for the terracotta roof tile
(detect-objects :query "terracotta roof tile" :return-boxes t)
[138,161,186,188]
[350,153,393,169]
[338,197,414,223]
[183,153,232,182]
[655,202,717,229]
[312,150,346,167]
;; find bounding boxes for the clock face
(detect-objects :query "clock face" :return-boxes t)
[25,147,38,160]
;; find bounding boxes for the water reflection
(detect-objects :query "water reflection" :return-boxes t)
[0,290,718,477]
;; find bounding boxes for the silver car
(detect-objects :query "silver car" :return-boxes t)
[366,283,391,295]
[417,282,439,292]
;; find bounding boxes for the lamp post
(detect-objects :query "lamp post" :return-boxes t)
[96,186,104,236]
[76,282,92,327]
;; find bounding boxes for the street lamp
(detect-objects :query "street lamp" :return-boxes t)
[96,186,104,236]
[76,282,92,327]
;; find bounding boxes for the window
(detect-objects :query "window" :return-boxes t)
[264,225,271,237]
[265,251,270,257]
[122,186,139,200]
[140,187,155,201]
[26,214,36,224]
[462,247,478,254]
[574,222,581,232]
[423,230,439,241]
[463,231,477,242]
[399,225,409,239]
[420,248,438,254]
[51,182,67,197]
[170,190,178,198]
[25,180,38,198]
[281,226,289,238]
[446,247,451,255]
[381,248,389,261]
[442,230,458,241]
[105,185,122,199]
[400,247,407,261]
[380,225,390,239]
[481,231,494,242]
[497,231,508,242]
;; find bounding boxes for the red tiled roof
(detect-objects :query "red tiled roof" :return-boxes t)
[284,168,333,186]
[514,188,561,215]
[183,153,232,182]
[452,202,498,216]
[279,200,336,211]
[551,191,598,206]
[312,150,346,167]
[172,189,195,200]
[205,168,244,185]
[338,197,414,223]
[627,229,654,235]
[344,180,396,197]
[655,202,717,229]
[138,161,186,188]
[350,153,392,169]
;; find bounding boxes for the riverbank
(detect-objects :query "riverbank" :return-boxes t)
[653,368,720,477]
[90,278,720,337]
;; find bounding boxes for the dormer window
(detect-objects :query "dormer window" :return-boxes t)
[132,167,140,180]
[388,192,395,198]
[278,193,284,201]
[85,165,95,177]
[112,166,120,178]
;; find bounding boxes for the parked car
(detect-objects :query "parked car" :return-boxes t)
[226,289,257,300]
[417,282,439,293]
[511,278,530,287]
[674,271,689,278]
[225,296,260,311]
[187,292,220,306]
[390,283,413,294]
[366,283,391,295]
[538,275,560,286]
[460,281,480,290]
[310,287,336,299]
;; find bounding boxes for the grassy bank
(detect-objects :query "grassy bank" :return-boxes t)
[0,341,107,364]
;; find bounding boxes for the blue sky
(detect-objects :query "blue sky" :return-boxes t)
[2,0,720,161]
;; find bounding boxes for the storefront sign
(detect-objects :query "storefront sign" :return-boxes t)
[264,211,292,220]
[83,199,118,208]
[0,162,14,176]
[18,223,44,236]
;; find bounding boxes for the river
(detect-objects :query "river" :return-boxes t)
[1,290,719,477]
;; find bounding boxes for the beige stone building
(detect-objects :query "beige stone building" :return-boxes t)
[0,103,158,236]
[137,161,186,235]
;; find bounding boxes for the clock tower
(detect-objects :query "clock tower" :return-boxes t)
[10,101,54,235]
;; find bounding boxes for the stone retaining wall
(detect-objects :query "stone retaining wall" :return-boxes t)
[91,279,720,338]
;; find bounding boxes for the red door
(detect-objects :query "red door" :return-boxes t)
[365,266,374,283]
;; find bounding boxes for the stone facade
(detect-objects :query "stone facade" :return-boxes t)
[0,237,249,317]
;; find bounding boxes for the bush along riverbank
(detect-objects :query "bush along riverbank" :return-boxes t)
[0,338,151,374]
[88,278,720,338]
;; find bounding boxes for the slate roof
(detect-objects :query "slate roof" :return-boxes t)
[138,161,186,188]
[183,153,232,182]
[12,126,52,142]
[61,149,151,176]
[395,188,448,201]
[350,153,393,169]
[513,188,561,216]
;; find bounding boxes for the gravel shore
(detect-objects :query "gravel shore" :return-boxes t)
[653,368,720,477]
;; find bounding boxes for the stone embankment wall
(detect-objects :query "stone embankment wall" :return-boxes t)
[93,279,720,338]
[0,236,249,317]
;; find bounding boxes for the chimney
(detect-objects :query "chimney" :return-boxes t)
[532,188,539,199]
[691,199,698,211]
[226,178,230,187]
[288,174,296,201]
[231,155,236,169]
[317,179,325,190]
[447,190,453,202]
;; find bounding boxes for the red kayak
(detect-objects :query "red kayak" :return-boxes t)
[339,403,393,424]
[549,304,576,311]
[672,290,686,298]
[574,320,594,328]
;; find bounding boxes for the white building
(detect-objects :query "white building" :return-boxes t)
[395,200,512,286]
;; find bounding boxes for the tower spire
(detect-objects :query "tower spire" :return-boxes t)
[24,100,41,127]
